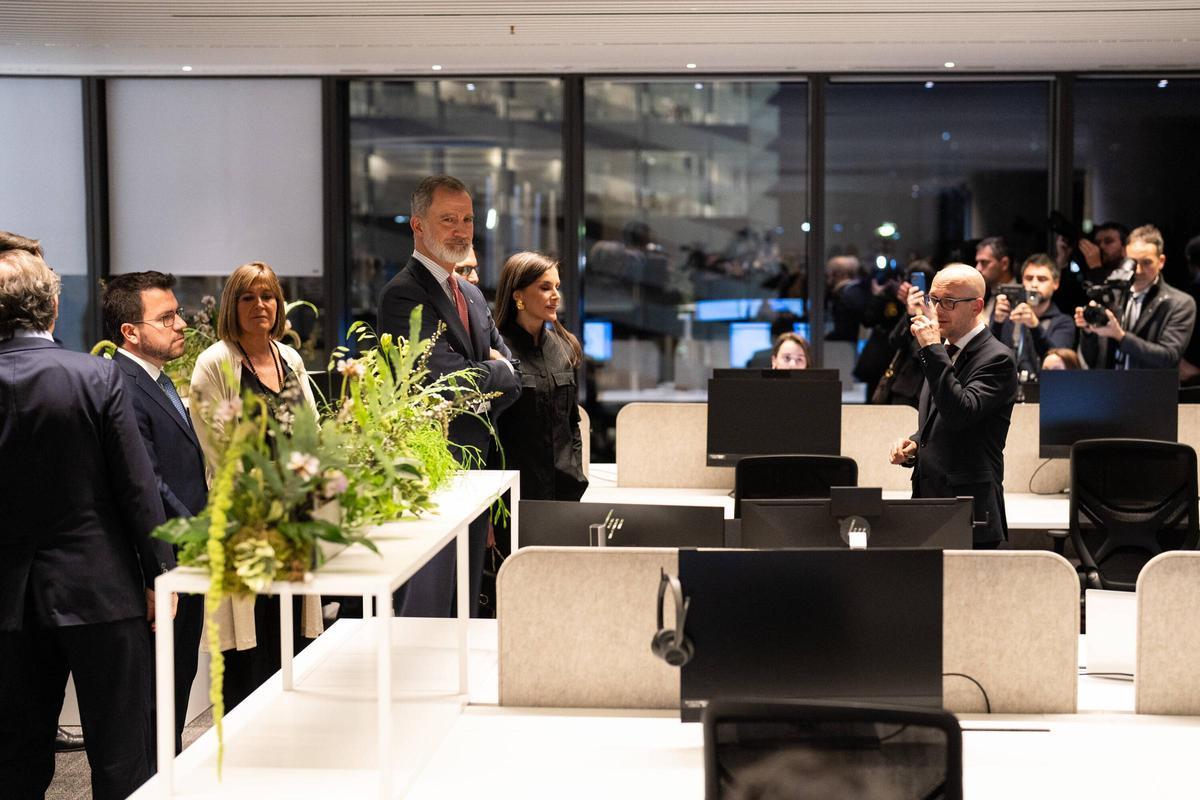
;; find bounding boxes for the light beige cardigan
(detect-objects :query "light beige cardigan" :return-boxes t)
[189,339,324,651]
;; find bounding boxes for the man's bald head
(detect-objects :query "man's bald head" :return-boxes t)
[937,263,986,296]
[929,263,985,342]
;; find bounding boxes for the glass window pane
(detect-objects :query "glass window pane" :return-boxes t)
[825,80,1050,395]
[583,80,809,458]
[1075,77,1200,286]
[348,79,564,332]
[107,78,326,366]
[0,78,88,351]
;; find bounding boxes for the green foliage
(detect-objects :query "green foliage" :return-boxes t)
[149,306,501,777]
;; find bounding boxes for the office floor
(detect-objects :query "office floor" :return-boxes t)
[48,710,213,800]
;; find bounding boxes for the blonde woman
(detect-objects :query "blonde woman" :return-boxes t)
[189,261,322,709]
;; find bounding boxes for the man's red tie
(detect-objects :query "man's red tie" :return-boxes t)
[449,273,470,332]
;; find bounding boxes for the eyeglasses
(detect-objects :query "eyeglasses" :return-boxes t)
[454,265,477,277]
[925,295,979,311]
[134,308,185,328]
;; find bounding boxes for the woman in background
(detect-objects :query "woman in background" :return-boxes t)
[770,332,811,370]
[1041,347,1082,371]
[494,252,588,504]
[189,260,323,710]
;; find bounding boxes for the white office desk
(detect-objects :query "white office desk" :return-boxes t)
[583,463,1072,530]
[134,617,1195,800]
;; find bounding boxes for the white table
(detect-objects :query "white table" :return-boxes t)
[149,469,518,800]
[133,613,1194,800]
[583,462,1072,530]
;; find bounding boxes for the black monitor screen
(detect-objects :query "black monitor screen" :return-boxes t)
[517,500,726,549]
[707,377,841,466]
[679,549,943,722]
[704,700,962,800]
[740,497,973,550]
[1039,369,1178,458]
[710,368,841,382]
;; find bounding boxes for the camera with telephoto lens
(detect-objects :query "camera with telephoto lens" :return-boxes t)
[1082,277,1131,326]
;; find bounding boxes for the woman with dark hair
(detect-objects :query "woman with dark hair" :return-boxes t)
[494,252,588,503]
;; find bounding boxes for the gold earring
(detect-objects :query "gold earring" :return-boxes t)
[516,299,525,311]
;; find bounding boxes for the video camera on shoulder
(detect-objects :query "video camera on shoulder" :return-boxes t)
[1082,277,1132,326]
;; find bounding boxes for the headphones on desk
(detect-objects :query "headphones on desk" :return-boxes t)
[651,568,694,667]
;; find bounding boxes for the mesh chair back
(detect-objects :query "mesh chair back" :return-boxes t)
[734,454,858,517]
[1069,438,1199,591]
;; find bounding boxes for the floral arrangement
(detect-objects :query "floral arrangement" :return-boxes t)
[152,307,499,775]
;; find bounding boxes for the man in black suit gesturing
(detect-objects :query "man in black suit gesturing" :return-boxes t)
[103,271,208,754]
[0,248,174,799]
[378,175,520,617]
[889,264,1018,548]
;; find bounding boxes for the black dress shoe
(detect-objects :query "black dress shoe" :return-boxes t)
[55,727,85,752]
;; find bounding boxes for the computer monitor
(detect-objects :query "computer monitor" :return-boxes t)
[729,321,772,368]
[694,297,808,322]
[706,376,841,465]
[710,368,840,382]
[740,496,973,550]
[703,699,963,800]
[516,500,726,549]
[583,319,613,362]
[679,548,944,722]
[1039,369,1178,458]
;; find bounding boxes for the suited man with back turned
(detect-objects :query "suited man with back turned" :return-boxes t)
[103,271,208,755]
[0,248,173,799]
[378,174,520,617]
[889,264,1018,548]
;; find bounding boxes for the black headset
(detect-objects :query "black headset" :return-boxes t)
[651,568,694,667]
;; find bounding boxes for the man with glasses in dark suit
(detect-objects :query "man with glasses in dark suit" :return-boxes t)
[103,271,208,755]
[889,264,1018,549]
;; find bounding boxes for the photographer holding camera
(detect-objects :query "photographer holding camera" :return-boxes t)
[1075,225,1196,370]
[991,253,1076,377]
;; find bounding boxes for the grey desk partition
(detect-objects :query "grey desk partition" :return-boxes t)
[1137,551,1200,715]
[498,548,1079,715]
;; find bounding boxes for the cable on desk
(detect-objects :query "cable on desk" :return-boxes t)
[1027,457,1064,495]
[943,672,991,713]
[1078,670,1134,681]
[877,724,910,743]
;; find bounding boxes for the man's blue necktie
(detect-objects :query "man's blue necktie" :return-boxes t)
[156,372,190,425]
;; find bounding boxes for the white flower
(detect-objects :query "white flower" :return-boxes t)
[274,406,295,432]
[201,295,216,307]
[321,469,349,499]
[214,397,243,424]
[287,451,321,481]
[337,358,366,379]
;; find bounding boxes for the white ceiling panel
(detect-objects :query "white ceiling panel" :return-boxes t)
[1,1,1198,74]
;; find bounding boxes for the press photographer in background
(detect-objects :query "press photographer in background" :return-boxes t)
[1075,225,1196,371]
[989,253,1076,379]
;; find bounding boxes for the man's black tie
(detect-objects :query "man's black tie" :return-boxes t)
[945,344,960,359]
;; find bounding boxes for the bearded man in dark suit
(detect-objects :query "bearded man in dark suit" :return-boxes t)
[890,264,1018,548]
[377,174,520,617]
[0,248,173,800]
[103,271,208,755]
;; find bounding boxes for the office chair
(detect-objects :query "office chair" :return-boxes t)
[703,698,962,800]
[1069,438,1199,592]
[733,454,857,517]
